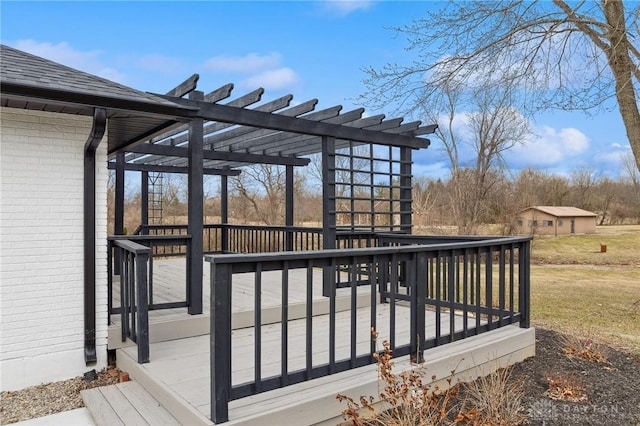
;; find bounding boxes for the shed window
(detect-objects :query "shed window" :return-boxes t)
[544,220,553,227]
[558,219,564,226]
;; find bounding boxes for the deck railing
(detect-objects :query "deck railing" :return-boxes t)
[108,239,151,364]
[133,223,324,254]
[205,235,531,423]
[108,234,192,319]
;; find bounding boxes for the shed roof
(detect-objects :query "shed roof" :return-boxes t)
[524,206,597,217]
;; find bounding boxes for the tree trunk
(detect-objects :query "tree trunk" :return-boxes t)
[603,0,640,172]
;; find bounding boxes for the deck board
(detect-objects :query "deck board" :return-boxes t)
[111,260,366,325]
[82,381,180,426]
[120,305,476,418]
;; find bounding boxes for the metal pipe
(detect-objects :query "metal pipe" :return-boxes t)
[84,108,107,364]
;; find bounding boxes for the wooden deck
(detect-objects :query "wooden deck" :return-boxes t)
[104,258,536,426]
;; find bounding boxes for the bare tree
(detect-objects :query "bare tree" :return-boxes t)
[621,150,640,221]
[424,82,530,234]
[230,164,286,225]
[362,0,640,170]
[569,166,599,210]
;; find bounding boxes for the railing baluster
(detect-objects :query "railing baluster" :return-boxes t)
[413,252,426,363]
[370,255,378,357]
[120,248,127,342]
[509,244,515,324]
[389,253,397,351]
[499,245,506,327]
[435,251,441,345]
[281,261,289,386]
[485,247,493,330]
[448,251,455,342]
[329,258,336,374]
[475,247,482,334]
[462,249,469,338]
[254,263,262,393]
[350,257,357,365]
[306,260,313,379]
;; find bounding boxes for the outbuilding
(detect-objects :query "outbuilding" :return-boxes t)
[516,206,597,236]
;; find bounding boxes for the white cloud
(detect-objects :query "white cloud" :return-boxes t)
[242,68,300,91]
[593,144,631,166]
[12,39,126,83]
[509,125,590,167]
[321,0,373,16]
[203,52,281,73]
[202,51,300,92]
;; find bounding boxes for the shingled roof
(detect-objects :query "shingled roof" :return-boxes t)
[0,44,197,147]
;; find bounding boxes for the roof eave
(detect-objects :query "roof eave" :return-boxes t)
[1,81,198,120]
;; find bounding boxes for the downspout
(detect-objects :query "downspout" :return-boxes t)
[84,108,107,364]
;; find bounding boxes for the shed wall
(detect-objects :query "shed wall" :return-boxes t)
[0,107,108,391]
[516,208,596,236]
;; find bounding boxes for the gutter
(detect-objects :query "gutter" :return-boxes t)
[84,108,107,364]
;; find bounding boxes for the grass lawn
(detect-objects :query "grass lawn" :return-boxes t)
[528,225,640,352]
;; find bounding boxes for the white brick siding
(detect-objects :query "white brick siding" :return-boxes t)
[0,107,108,391]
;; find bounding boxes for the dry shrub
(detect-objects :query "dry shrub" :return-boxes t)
[560,334,608,363]
[461,366,527,426]
[544,374,587,402]
[337,338,466,425]
[337,331,527,425]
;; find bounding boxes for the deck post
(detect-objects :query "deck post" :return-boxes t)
[140,171,149,234]
[322,136,336,296]
[114,152,125,274]
[187,90,204,315]
[285,165,294,251]
[220,175,228,252]
[211,261,232,424]
[518,240,531,328]
[135,251,150,363]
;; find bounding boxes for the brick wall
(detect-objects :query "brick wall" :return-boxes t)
[0,107,108,391]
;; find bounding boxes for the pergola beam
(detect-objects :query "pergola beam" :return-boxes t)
[126,144,310,167]
[157,95,430,149]
[107,161,240,176]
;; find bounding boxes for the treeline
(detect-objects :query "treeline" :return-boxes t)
[413,167,640,233]
[108,165,640,236]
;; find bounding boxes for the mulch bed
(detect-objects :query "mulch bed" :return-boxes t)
[512,328,640,426]
[1,328,639,425]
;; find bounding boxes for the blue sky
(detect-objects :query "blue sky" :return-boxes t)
[1,1,632,180]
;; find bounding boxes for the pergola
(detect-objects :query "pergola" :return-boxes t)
[107,73,436,315]
[2,47,534,422]
[0,44,436,362]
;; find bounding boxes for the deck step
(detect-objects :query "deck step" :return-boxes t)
[81,381,180,426]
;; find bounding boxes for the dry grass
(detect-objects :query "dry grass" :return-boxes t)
[530,225,640,266]
[524,224,640,353]
[530,265,640,353]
